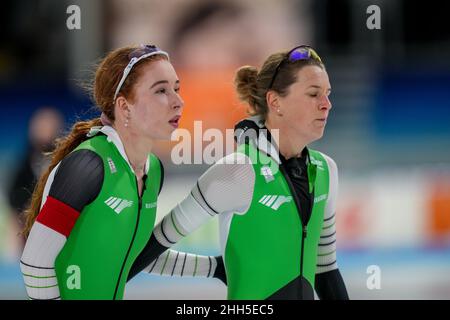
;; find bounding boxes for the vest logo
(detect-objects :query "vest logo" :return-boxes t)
[310,156,324,170]
[105,196,133,214]
[260,166,275,183]
[107,157,117,174]
[145,202,157,209]
[259,195,292,210]
[314,194,327,203]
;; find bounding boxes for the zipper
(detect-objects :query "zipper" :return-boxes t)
[300,225,307,278]
[113,174,147,299]
[279,165,314,278]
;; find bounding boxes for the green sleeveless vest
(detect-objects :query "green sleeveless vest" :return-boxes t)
[224,142,330,299]
[54,134,161,300]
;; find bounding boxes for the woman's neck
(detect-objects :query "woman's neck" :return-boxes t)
[114,125,153,177]
[265,119,306,160]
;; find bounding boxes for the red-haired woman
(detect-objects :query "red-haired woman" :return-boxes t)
[20,45,225,300]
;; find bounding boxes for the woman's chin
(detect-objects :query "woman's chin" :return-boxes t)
[307,129,324,144]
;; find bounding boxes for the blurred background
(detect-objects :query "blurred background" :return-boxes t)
[1,0,450,299]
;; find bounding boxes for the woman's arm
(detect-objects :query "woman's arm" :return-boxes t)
[128,153,255,281]
[314,154,349,300]
[20,150,104,300]
[140,249,225,283]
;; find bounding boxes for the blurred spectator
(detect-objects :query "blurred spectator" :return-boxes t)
[167,0,305,69]
[7,107,64,251]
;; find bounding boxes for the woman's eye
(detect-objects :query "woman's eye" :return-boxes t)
[174,87,180,93]
[156,88,166,94]
[309,93,318,97]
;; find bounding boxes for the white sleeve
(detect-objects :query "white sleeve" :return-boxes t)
[143,249,218,278]
[20,165,64,300]
[20,222,64,300]
[153,153,255,247]
[316,153,339,274]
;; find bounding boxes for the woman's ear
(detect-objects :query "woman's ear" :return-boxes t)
[115,96,131,117]
[266,90,282,116]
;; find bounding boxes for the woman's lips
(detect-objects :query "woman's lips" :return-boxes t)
[315,118,327,126]
[169,115,181,128]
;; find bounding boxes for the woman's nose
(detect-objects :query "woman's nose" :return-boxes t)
[320,95,332,110]
[173,94,184,110]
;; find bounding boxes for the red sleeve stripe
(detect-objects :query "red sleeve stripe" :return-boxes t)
[36,196,81,238]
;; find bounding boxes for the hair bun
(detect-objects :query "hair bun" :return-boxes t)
[234,66,258,107]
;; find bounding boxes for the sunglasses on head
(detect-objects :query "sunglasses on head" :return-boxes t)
[114,44,169,101]
[267,45,322,90]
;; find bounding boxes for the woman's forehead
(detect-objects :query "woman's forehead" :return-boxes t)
[138,59,178,83]
[295,65,329,86]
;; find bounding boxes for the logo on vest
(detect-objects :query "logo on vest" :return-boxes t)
[314,194,327,203]
[145,202,157,209]
[104,196,133,214]
[260,166,274,183]
[107,157,117,174]
[310,156,324,171]
[259,195,292,210]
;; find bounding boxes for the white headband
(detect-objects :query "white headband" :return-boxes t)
[113,49,169,101]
